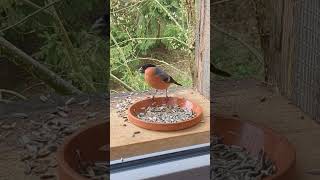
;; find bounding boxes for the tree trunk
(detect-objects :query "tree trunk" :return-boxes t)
[193,0,210,99]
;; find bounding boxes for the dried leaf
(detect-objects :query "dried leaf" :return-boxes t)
[57,111,68,118]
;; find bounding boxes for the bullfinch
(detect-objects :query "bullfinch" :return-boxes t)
[139,64,182,100]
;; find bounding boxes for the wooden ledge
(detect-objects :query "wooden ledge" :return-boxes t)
[110,89,210,160]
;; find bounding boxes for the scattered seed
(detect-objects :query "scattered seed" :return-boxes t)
[57,111,68,118]
[37,148,51,158]
[1,122,16,129]
[260,97,267,102]
[33,164,48,174]
[20,152,32,161]
[211,135,277,179]
[232,114,239,118]
[11,113,28,119]
[65,97,75,105]
[78,99,90,107]
[132,131,140,137]
[24,163,32,175]
[87,112,98,119]
[99,145,108,152]
[48,160,57,168]
[136,105,196,123]
[306,169,320,175]
[57,106,69,113]
[40,95,48,102]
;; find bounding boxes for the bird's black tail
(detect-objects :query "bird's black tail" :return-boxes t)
[210,64,231,77]
[169,77,182,86]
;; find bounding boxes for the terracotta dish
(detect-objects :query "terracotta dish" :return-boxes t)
[213,116,296,180]
[128,97,203,131]
[57,121,108,180]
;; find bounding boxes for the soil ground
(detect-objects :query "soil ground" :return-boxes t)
[0,93,107,180]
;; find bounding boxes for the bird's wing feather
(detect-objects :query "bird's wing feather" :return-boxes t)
[154,67,171,82]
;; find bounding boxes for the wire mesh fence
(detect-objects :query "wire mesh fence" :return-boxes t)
[292,0,320,121]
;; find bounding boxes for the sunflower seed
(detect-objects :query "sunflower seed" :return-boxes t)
[11,113,28,119]
[65,97,75,105]
[40,95,48,102]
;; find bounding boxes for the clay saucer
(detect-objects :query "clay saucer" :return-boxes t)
[128,96,203,131]
[213,116,296,180]
[57,121,108,180]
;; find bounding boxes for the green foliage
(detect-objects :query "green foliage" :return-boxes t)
[212,31,264,80]
[110,0,194,92]
[0,0,107,92]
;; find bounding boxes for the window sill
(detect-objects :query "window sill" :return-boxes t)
[110,88,210,160]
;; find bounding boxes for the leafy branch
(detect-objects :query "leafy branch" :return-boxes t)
[0,0,63,33]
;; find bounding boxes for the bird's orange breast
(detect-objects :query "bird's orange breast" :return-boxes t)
[144,67,170,90]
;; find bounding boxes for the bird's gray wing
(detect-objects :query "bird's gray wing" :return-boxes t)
[154,67,171,83]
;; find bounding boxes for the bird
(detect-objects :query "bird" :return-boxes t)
[210,63,231,77]
[139,64,182,100]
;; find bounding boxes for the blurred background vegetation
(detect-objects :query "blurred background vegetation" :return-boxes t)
[0,0,106,99]
[211,0,264,81]
[110,0,195,93]
[0,0,265,100]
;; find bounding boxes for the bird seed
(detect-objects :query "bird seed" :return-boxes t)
[136,105,196,123]
[211,135,277,180]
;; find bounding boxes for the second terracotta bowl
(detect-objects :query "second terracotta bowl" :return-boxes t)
[57,121,108,180]
[128,96,203,131]
[213,117,296,180]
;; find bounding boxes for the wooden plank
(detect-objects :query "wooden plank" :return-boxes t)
[194,0,210,99]
[110,89,210,160]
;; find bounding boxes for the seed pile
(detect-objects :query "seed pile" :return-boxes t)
[78,161,109,180]
[13,96,99,179]
[137,105,196,123]
[115,95,135,120]
[211,135,277,180]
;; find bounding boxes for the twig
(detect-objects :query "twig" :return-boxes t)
[111,0,145,13]
[211,0,235,6]
[0,99,13,104]
[110,73,135,91]
[153,0,187,39]
[0,0,63,33]
[48,0,96,92]
[0,89,27,100]
[212,24,264,64]
[22,0,54,16]
[0,36,82,95]
[110,33,133,75]
[132,57,188,75]
[110,37,189,48]
[20,82,46,94]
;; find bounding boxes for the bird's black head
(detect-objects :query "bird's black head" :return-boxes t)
[139,64,156,73]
